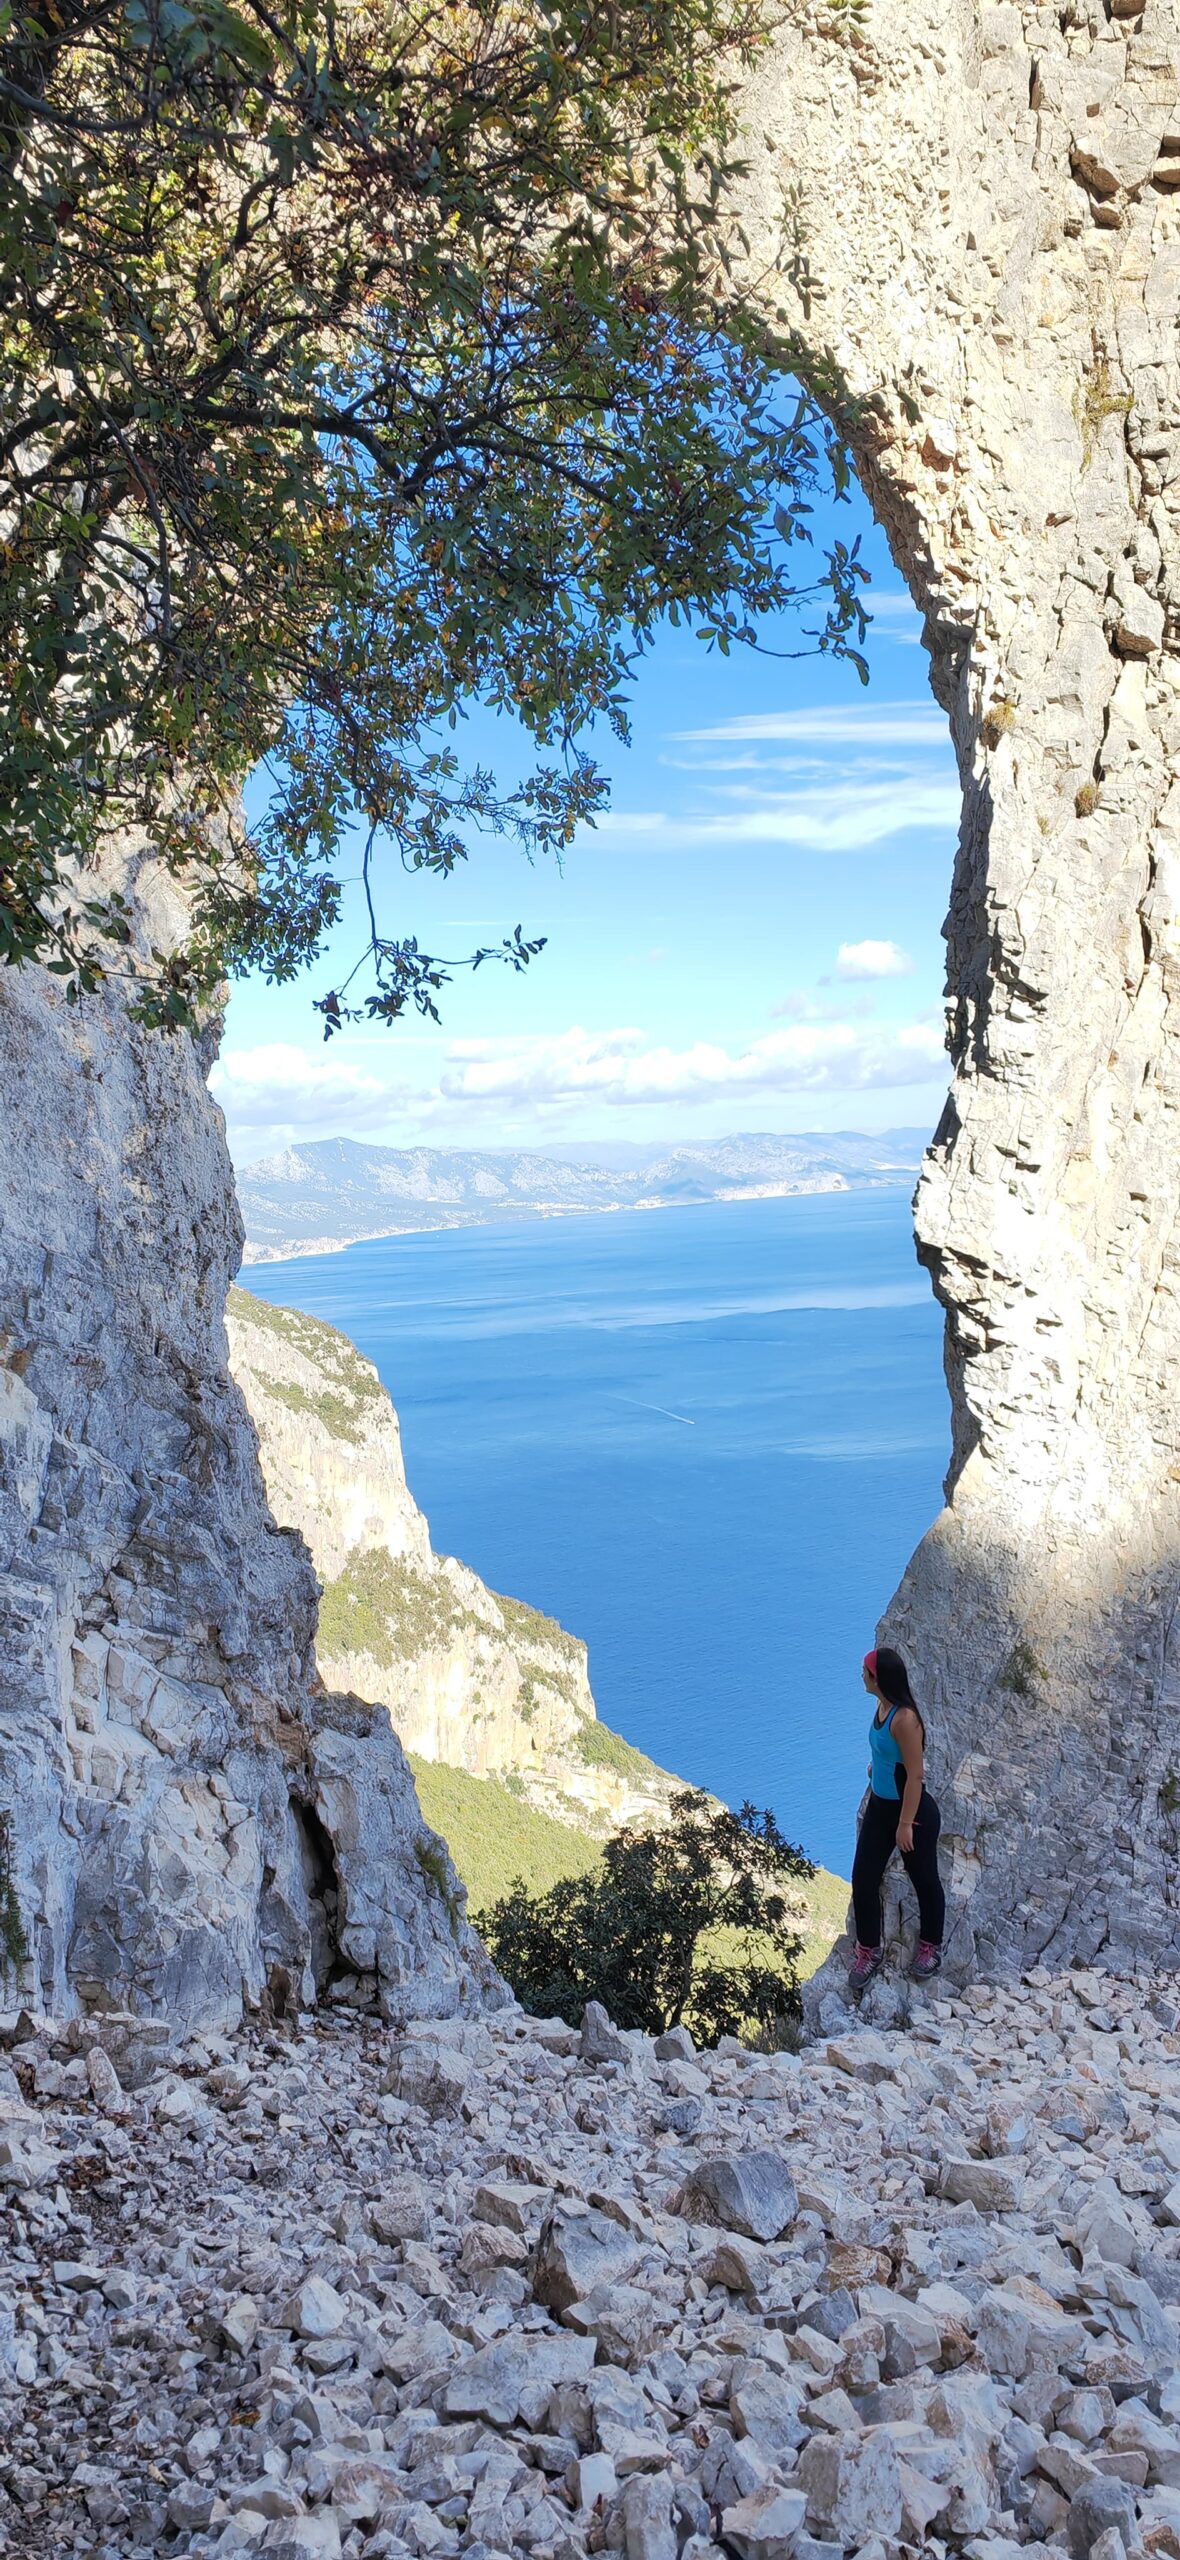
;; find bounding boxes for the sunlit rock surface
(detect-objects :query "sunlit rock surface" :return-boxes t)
[735,0,1180,1971]
[0,897,501,2030]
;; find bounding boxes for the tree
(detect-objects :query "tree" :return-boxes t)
[478,1788,814,2046]
[0,0,867,1032]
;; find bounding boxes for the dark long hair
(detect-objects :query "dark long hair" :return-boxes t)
[875,1646,926,1742]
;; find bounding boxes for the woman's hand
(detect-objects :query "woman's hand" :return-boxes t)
[896,1821,915,1856]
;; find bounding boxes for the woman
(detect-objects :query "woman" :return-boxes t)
[848,1645,945,1990]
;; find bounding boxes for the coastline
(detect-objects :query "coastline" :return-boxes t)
[239,1169,918,1266]
[232,1180,944,1873]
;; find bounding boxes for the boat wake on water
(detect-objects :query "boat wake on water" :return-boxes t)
[614,1395,696,1426]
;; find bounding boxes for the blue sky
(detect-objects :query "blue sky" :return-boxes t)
[216,474,961,1167]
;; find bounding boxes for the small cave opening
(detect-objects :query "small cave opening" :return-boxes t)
[291,1796,342,1993]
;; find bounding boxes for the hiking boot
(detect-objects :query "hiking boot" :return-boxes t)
[910,1940,943,1981]
[847,1942,884,1994]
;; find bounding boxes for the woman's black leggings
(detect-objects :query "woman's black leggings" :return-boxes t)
[852,1787,945,1949]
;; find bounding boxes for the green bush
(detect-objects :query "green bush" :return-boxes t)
[493,1590,583,1666]
[413,1835,463,1940]
[479,1789,814,2047]
[998,1638,1046,1698]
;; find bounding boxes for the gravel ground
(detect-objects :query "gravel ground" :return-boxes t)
[2,1966,1180,2560]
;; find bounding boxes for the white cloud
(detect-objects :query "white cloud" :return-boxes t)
[441,1020,946,1110]
[594,777,960,853]
[587,690,961,854]
[214,1009,949,1164]
[210,1041,411,1139]
[670,700,947,748]
[836,939,915,981]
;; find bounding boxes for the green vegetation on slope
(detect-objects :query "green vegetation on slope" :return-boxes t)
[492,1590,584,1669]
[229,1287,387,1447]
[320,1552,474,1669]
[409,1756,847,1983]
[575,1716,666,1783]
[409,1760,600,1913]
[319,1548,595,1698]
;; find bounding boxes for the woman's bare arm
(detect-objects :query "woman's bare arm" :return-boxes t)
[893,1707,924,1852]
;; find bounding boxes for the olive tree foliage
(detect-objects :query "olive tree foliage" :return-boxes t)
[479,1789,815,2047]
[0,0,868,1032]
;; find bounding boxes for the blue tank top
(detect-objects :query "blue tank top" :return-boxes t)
[869,1703,905,1801]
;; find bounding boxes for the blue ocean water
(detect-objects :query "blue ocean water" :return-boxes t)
[239,1190,948,1875]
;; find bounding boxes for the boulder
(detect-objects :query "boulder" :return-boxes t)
[621,2472,677,2560]
[703,2236,770,2295]
[569,2452,618,2511]
[367,2176,431,2243]
[799,2431,903,2545]
[278,2276,347,2340]
[730,2363,807,2456]
[720,2484,808,2560]
[1067,2476,1140,2558]
[474,2178,550,2234]
[942,2157,1023,2213]
[580,2002,632,2065]
[220,2294,260,2352]
[656,2097,704,2138]
[85,2046,127,2118]
[565,2282,662,2364]
[442,2331,596,2428]
[674,2150,797,2243]
[389,2043,469,2117]
[532,2204,646,2310]
[654,2027,696,2061]
[823,2031,898,2084]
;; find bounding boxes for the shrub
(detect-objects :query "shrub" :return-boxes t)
[0,1814,28,1981]
[413,1836,463,1941]
[998,1638,1046,1698]
[479,1789,814,2048]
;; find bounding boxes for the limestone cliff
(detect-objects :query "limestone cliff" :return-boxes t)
[734,0,1180,1973]
[0,876,501,2033]
[226,1287,680,1837]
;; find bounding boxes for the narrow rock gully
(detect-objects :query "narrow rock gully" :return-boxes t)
[2,1971,1180,2560]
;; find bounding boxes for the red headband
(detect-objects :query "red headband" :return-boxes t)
[863,1649,879,1679]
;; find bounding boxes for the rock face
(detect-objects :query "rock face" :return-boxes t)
[734,0,1180,1970]
[0,916,501,2032]
[226,1286,681,1837]
[223,1290,432,1586]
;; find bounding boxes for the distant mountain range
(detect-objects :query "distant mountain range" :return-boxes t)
[237,1130,928,1262]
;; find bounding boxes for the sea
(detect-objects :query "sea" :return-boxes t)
[238,1187,948,1877]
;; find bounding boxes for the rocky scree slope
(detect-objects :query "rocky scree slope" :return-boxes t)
[2,1966,1180,2558]
[226,1288,680,1840]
